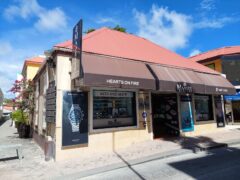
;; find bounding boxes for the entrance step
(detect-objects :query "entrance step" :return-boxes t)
[195,142,228,152]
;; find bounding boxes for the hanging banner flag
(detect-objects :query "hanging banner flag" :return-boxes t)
[62,91,88,147]
[72,19,83,78]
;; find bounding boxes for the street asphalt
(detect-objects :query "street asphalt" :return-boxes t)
[79,144,240,180]
[2,119,240,180]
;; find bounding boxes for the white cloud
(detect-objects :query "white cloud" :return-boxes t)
[134,5,192,50]
[133,5,238,51]
[96,17,118,24]
[189,49,201,57]
[3,0,42,20]
[35,8,67,31]
[200,0,215,11]
[0,40,43,98]
[0,60,22,98]
[3,0,67,32]
[0,42,13,56]
[194,17,237,29]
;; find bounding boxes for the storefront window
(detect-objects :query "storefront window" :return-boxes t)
[194,95,213,121]
[93,90,137,129]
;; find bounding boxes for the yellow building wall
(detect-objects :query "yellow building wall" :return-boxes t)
[202,59,222,73]
[26,65,41,80]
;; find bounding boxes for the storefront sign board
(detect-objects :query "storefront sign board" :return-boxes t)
[46,81,56,123]
[180,95,194,132]
[214,96,225,127]
[62,91,88,147]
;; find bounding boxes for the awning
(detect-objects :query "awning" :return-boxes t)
[82,53,156,90]
[149,64,205,93]
[196,73,236,95]
[81,53,235,95]
[149,64,236,95]
[224,92,240,101]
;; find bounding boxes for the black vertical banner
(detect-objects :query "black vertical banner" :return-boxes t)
[62,91,88,147]
[214,96,225,127]
[72,19,83,78]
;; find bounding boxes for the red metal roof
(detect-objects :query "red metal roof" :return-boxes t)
[189,46,240,62]
[54,27,218,74]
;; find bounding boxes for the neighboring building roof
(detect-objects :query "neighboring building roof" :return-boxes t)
[3,105,14,112]
[54,27,218,74]
[25,56,45,65]
[189,46,240,62]
[22,56,45,77]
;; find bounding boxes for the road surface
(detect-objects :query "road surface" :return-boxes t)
[81,145,240,180]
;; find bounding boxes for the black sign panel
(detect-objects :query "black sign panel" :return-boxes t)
[214,96,225,127]
[62,91,88,147]
[72,19,83,78]
[176,82,193,94]
[46,81,56,123]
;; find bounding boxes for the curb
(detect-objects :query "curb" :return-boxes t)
[54,149,193,180]
[55,140,240,180]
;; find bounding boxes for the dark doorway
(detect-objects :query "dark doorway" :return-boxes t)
[151,93,180,138]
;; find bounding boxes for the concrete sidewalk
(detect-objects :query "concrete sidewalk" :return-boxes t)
[1,120,240,179]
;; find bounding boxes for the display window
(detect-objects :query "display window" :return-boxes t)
[93,90,137,129]
[194,95,213,121]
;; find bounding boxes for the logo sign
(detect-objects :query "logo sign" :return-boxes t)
[106,79,140,86]
[176,82,193,94]
[216,87,228,93]
[62,91,88,147]
[72,19,83,78]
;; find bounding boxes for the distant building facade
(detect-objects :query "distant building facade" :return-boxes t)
[0,88,3,119]
[189,46,240,124]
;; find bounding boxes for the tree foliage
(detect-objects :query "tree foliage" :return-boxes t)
[9,78,34,125]
[112,25,126,32]
[86,28,96,34]
[86,25,126,34]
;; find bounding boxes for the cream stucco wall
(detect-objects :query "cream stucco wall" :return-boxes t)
[182,123,222,136]
[54,55,152,161]
[33,53,225,161]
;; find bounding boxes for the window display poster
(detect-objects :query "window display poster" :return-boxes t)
[214,96,225,127]
[62,91,88,147]
[181,95,194,132]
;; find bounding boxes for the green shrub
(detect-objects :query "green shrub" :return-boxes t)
[11,110,28,124]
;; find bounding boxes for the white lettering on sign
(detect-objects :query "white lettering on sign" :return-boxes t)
[176,82,193,93]
[94,91,133,98]
[216,88,228,93]
[106,79,140,86]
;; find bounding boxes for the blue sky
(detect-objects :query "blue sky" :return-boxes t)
[0,0,240,98]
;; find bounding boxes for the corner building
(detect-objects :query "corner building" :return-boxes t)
[33,28,235,161]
